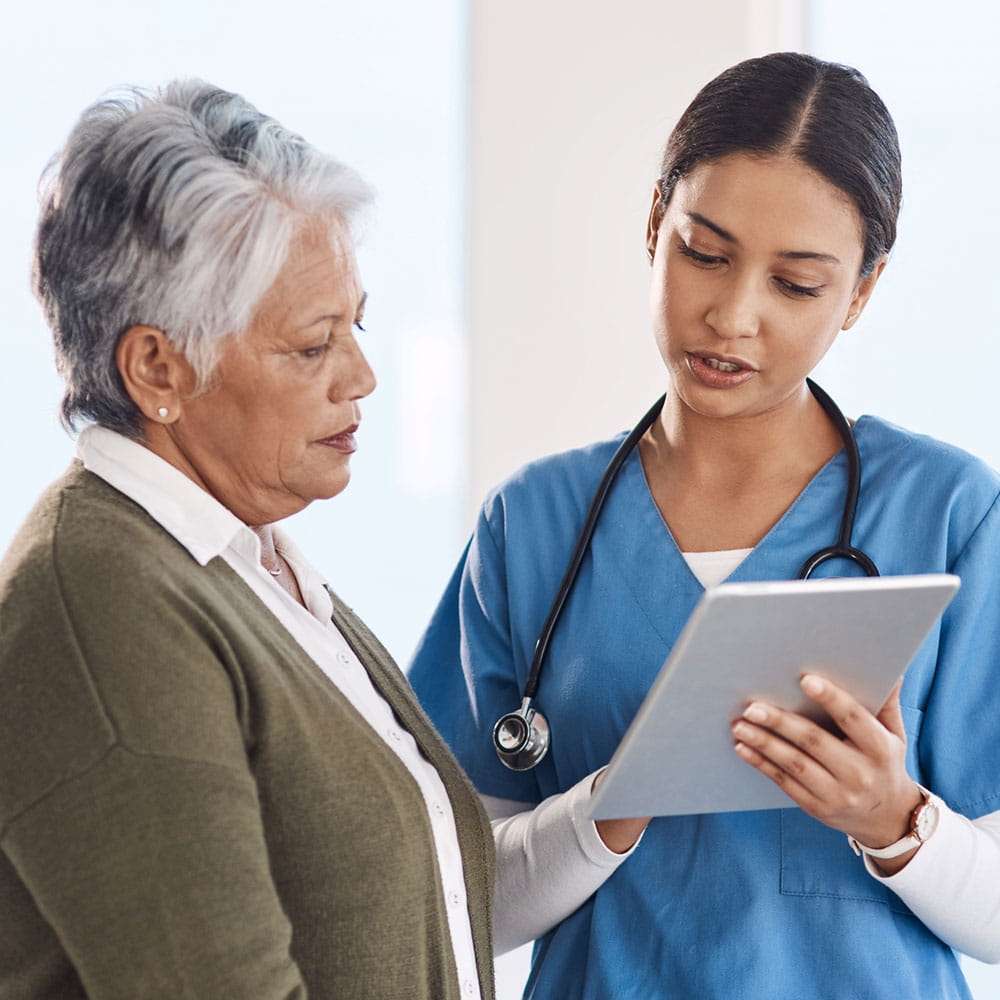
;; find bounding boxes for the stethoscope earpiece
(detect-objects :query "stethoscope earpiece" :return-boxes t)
[491,380,878,771]
[493,698,551,771]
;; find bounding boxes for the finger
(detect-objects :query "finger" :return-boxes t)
[874,676,906,741]
[731,713,840,797]
[799,674,893,757]
[737,700,849,780]
[732,737,826,814]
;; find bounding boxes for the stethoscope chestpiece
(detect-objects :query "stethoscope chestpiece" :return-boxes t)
[493,698,550,771]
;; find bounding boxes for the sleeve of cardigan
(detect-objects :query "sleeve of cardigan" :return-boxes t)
[0,517,308,997]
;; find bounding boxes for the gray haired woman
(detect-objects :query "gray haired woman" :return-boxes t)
[0,81,494,999]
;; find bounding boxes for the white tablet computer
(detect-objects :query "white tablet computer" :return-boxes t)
[588,574,959,820]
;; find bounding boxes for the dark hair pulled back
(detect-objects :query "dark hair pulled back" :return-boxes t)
[658,52,901,276]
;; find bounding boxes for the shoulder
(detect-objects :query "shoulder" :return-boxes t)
[478,434,627,536]
[0,466,260,826]
[857,416,1000,513]
[3,462,187,587]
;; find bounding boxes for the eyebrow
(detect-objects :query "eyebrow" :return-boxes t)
[686,212,842,265]
[298,292,368,331]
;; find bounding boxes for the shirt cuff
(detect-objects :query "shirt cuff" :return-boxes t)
[860,797,961,886]
[568,768,646,866]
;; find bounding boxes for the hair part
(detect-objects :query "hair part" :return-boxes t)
[33,80,373,438]
[656,52,901,277]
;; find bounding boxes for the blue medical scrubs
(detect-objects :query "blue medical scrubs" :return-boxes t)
[410,415,1000,999]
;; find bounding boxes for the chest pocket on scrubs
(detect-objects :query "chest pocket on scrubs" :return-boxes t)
[778,704,924,914]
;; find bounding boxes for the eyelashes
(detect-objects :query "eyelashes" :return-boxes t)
[676,241,723,266]
[300,342,331,360]
[674,239,824,298]
[775,278,822,299]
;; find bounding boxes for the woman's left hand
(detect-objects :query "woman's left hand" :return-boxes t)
[731,674,922,856]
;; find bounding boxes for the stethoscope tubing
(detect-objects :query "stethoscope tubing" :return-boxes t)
[494,378,879,770]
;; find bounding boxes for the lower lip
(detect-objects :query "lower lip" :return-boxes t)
[686,354,756,389]
[316,432,357,454]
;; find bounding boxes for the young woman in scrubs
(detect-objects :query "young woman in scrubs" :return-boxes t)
[410,52,1000,997]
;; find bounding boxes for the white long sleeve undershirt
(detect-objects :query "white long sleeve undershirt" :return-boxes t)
[485,779,1000,963]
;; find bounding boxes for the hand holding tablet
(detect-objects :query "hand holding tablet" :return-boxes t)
[588,574,960,820]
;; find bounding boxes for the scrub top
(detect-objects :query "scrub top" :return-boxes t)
[410,414,1000,1000]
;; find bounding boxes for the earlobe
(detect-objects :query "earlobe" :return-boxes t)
[842,255,888,331]
[116,325,191,423]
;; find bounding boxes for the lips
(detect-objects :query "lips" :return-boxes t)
[688,350,756,372]
[686,351,757,388]
[316,424,359,454]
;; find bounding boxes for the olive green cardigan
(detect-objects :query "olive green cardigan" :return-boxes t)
[0,463,495,999]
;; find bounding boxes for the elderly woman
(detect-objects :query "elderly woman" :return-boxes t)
[0,82,494,999]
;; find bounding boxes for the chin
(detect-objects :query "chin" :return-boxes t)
[313,471,352,502]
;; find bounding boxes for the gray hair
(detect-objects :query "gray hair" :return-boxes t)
[32,79,374,438]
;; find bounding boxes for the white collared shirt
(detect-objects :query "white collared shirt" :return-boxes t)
[77,425,482,999]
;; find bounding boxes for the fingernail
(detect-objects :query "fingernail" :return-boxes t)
[801,674,824,696]
[743,703,767,723]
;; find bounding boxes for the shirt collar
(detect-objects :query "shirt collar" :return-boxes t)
[76,425,257,566]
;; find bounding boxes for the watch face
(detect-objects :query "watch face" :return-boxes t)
[914,799,939,842]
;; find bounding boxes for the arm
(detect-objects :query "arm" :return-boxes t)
[864,807,1000,964]
[484,772,646,954]
[3,748,308,997]
[0,530,309,996]
[732,674,1000,962]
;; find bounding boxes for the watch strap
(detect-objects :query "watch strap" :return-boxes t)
[847,786,938,860]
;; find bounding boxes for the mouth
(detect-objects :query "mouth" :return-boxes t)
[686,351,757,388]
[703,356,743,373]
[316,423,359,454]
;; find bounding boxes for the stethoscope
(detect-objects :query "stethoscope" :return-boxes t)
[492,378,880,771]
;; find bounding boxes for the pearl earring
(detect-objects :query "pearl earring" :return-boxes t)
[157,407,169,418]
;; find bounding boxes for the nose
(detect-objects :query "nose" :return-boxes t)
[331,333,377,404]
[704,272,762,340]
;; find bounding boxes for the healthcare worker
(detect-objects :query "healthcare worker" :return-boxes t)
[409,52,1000,998]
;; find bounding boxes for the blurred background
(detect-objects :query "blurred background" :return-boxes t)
[2,1,997,996]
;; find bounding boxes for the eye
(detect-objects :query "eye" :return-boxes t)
[676,239,725,267]
[299,340,332,360]
[774,277,823,299]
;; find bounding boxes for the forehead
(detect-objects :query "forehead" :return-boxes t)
[257,217,361,321]
[668,153,864,258]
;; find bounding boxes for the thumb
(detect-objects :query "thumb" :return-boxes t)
[875,676,906,740]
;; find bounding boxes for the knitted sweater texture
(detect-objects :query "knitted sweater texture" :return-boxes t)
[0,463,495,999]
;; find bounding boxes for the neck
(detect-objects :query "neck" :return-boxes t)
[646,383,841,486]
[637,382,847,552]
[252,525,281,574]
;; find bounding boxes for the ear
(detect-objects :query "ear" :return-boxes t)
[115,325,197,424]
[842,255,888,331]
[646,181,665,264]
